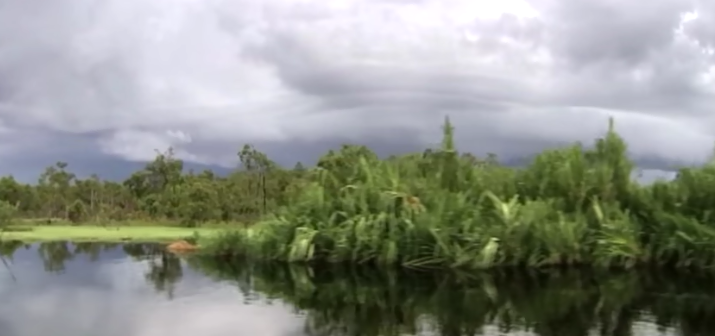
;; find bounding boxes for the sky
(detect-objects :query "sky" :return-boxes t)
[1,0,714,182]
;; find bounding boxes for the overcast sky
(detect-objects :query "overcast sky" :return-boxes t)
[1,0,714,182]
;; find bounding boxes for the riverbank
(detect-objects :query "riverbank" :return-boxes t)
[0,225,222,243]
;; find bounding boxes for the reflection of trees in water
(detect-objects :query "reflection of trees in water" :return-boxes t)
[6,241,715,336]
[37,241,74,273]
[122,243,163,259]
[186,257,715,336]
[0,240,27,259]
[144,251,183,299]
[73,242,121,262]
[35,241,122,273]
[0,240,25,281]
[121,243,184,298]
[0,241,184,298]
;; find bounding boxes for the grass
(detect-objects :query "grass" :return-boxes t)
[15,218,240,228]
[0,225,223,243]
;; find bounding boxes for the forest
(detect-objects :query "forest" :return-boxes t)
[3,117,715,269]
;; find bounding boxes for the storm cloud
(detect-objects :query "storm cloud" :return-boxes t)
[0,0,713,181]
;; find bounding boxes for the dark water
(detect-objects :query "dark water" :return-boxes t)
[1,242,714,336]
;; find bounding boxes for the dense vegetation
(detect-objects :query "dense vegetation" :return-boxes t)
[0,143,303,226]
[4,118,715,269]
[201,118,715,270]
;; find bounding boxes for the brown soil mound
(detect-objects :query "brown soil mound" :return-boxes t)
[166,240,198,253]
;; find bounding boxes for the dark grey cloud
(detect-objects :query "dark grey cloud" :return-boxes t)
[0,0,713,181]
[543,0,691,66]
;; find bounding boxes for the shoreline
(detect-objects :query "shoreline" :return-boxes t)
[0,225,222,243]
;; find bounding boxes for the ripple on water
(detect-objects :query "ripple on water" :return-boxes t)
[0,241,712,336]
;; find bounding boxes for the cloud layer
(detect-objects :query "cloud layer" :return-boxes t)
[1,0,714,179]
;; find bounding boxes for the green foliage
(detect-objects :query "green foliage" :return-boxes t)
[5,117,715,269]
[0,200,17,229]
[67,200,87,223]
[199,118,715,270]
[0,147,298,225]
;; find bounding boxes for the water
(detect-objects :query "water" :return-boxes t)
[1,242,714,336]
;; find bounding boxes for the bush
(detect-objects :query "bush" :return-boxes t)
[67,200,87,223]
[0,200,17,230]
[171,118,715,270]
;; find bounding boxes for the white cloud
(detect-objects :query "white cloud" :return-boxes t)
[0,0,713,172]
[99,129,194,162]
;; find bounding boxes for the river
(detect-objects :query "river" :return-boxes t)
[0,241,712,336]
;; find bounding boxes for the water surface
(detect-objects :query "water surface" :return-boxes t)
[1,241,714,336]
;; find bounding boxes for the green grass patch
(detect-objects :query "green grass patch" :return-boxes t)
[14,218,243,228]
[2,226,33,232]
[0,225,223,243]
